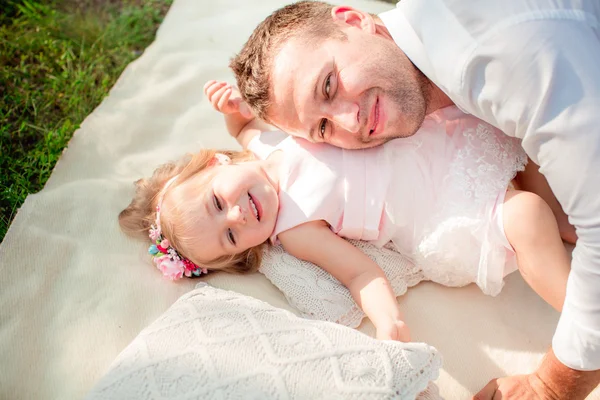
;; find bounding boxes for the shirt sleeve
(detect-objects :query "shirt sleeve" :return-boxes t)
[247,130,289,160]
[460,18,600,371]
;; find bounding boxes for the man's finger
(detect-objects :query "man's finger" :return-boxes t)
[473,378,499,400]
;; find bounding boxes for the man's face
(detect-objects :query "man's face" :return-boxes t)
[268,10,429,149]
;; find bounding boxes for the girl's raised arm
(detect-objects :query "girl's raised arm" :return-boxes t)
[204,80,271,149]
[278,220,411,342]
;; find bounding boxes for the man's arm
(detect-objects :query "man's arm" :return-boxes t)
[535,349,600,399]
[465,17,600,399]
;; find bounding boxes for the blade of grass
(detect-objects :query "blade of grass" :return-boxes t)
[0,0,173,242]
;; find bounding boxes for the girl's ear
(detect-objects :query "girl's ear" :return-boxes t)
[208,153,232,167]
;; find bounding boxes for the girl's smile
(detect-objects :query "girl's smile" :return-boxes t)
[163,155,281,264]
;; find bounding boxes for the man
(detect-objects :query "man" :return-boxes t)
[230,1,600,399]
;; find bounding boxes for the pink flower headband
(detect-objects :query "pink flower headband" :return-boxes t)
[148,175,207,280]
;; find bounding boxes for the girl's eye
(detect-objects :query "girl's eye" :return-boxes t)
[227,229,236,245]
[319,119,327,139]
[213,194,222,211]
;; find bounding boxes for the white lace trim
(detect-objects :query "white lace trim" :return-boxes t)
[443,122,527,211]
[410,122,527,292]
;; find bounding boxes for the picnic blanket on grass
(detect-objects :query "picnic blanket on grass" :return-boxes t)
[1,0,598,398]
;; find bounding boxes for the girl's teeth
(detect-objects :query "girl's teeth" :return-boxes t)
[249,195,259,220]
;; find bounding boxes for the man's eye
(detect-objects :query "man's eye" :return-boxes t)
[227,229,236,245]
[213,194,222,211]
[319,119,327,138]
[324,75,331,98]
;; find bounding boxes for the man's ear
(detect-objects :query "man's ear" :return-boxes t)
[331,6,376,33]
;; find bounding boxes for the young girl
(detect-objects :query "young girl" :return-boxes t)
[119,80,573,343]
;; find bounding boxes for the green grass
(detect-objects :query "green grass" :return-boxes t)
[0,0,172,242]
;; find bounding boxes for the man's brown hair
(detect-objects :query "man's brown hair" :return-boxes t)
[230,1,341,122]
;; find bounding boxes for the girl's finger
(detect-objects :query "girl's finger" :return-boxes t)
[204,80,224,97]
[217,87,233,111]
[211,85,231,109]
[205,81,227,100]
[206,81,227,100]
[203,80,217,94]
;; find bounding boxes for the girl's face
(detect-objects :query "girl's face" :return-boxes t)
[168,159,279,263]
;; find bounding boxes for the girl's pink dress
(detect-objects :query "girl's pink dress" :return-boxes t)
[248,106,527,296]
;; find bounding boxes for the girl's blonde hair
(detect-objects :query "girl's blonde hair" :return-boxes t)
[118,148,264,275]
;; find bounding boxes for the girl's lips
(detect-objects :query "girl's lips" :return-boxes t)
[248,192,262,221]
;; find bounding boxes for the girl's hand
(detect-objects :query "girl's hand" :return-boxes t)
[203,80,253,118]
[376,319,411,342]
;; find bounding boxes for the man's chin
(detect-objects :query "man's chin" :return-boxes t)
[366,136,391,147]
[365,130,409,147]
[334,136,390,150]
[381,126,422,143]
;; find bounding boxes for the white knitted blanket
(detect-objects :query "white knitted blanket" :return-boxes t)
[86,285,442,400]
[261,241,425,328]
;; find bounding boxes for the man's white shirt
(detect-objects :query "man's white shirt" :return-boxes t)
[380,0,600,371]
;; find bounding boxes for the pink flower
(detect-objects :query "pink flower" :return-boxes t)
[149,226,161,241]
[182,259,196,272]
[160,239,170,248]
[153,255,184,281]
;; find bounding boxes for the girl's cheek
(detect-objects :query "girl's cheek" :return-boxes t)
[218,181,238,201]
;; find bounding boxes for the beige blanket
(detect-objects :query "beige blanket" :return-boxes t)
[0,0,598,398]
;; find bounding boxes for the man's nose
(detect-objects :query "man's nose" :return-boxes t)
[327,100,359,133]
[227,205,246,225]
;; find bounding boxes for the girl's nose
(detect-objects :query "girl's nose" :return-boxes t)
[227,205,246,225]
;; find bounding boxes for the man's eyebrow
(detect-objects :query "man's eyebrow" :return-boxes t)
[312,70,320,102]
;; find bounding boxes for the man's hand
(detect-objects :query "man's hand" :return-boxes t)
[474,374,558,400]
[203,80,252,118]
[474,349,600,400]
